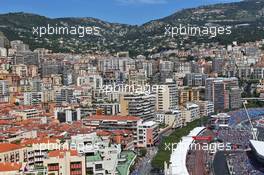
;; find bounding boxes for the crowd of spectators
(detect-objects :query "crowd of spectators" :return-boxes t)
[226,151,264,175]
[218,127,264,175]
[228,108,264,126]
[217,128,253,150]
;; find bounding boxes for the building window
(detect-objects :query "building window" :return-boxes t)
[95,164,103,171]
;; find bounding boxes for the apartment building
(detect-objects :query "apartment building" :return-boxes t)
[21,138,60,170]
[120,93,156,121]
[205,77,241,112]
[54,107,81,123]
[155,79,178,111]
[164,110,183,129]
[195,101,214,117]
[0,80,9,103]
[0,143,27,163]
[43,150,86,175]
[84,115,141,145]
[137,121,159,147]
[178,87,200,105]
[71,132,122,175]
[181,103,200,123]
[183,73,208,86]
[10,108,41,120]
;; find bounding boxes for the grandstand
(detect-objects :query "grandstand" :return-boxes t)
[227,107,264,174]
[228,108,264,127]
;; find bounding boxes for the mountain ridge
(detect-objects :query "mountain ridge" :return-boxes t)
[0,0,264,56]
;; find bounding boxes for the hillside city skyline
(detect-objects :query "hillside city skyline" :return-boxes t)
[0,0,264,175]
[0,0,240,24]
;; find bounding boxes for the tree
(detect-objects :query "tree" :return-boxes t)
[139,148,147,157]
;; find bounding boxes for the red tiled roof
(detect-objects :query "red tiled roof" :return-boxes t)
[21,138,58,145]
[5,127,20,134]
[0,143,24,153]
[96,129,132,136]
[0,162,22,172]
[111,130,133,135]
[37,132,48,138]
[96,130,111,136]
[0,120,10,125]
[57,123,71,132]
[88,115,140,121]
[15,119,35,126]
[48,150,78,158]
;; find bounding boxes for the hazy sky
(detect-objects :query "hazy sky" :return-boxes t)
[0,0,241,25]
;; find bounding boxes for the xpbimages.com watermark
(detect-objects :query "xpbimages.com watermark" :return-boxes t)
[165,24,232,38]
[164,142,232,154]
[99,83,166,95]
[32,141,99,154]
[32,24,101,37]
[163,136,241,153]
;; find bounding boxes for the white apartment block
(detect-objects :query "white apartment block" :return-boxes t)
[71,132,122,175]
[195,101,214,117]
[164,110,183,129]
[137,121,159,147]
[154,79,178,111]
[181,102,200,123]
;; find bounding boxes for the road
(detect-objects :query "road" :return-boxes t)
[131,147,158,175]
[131,128,176,175]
